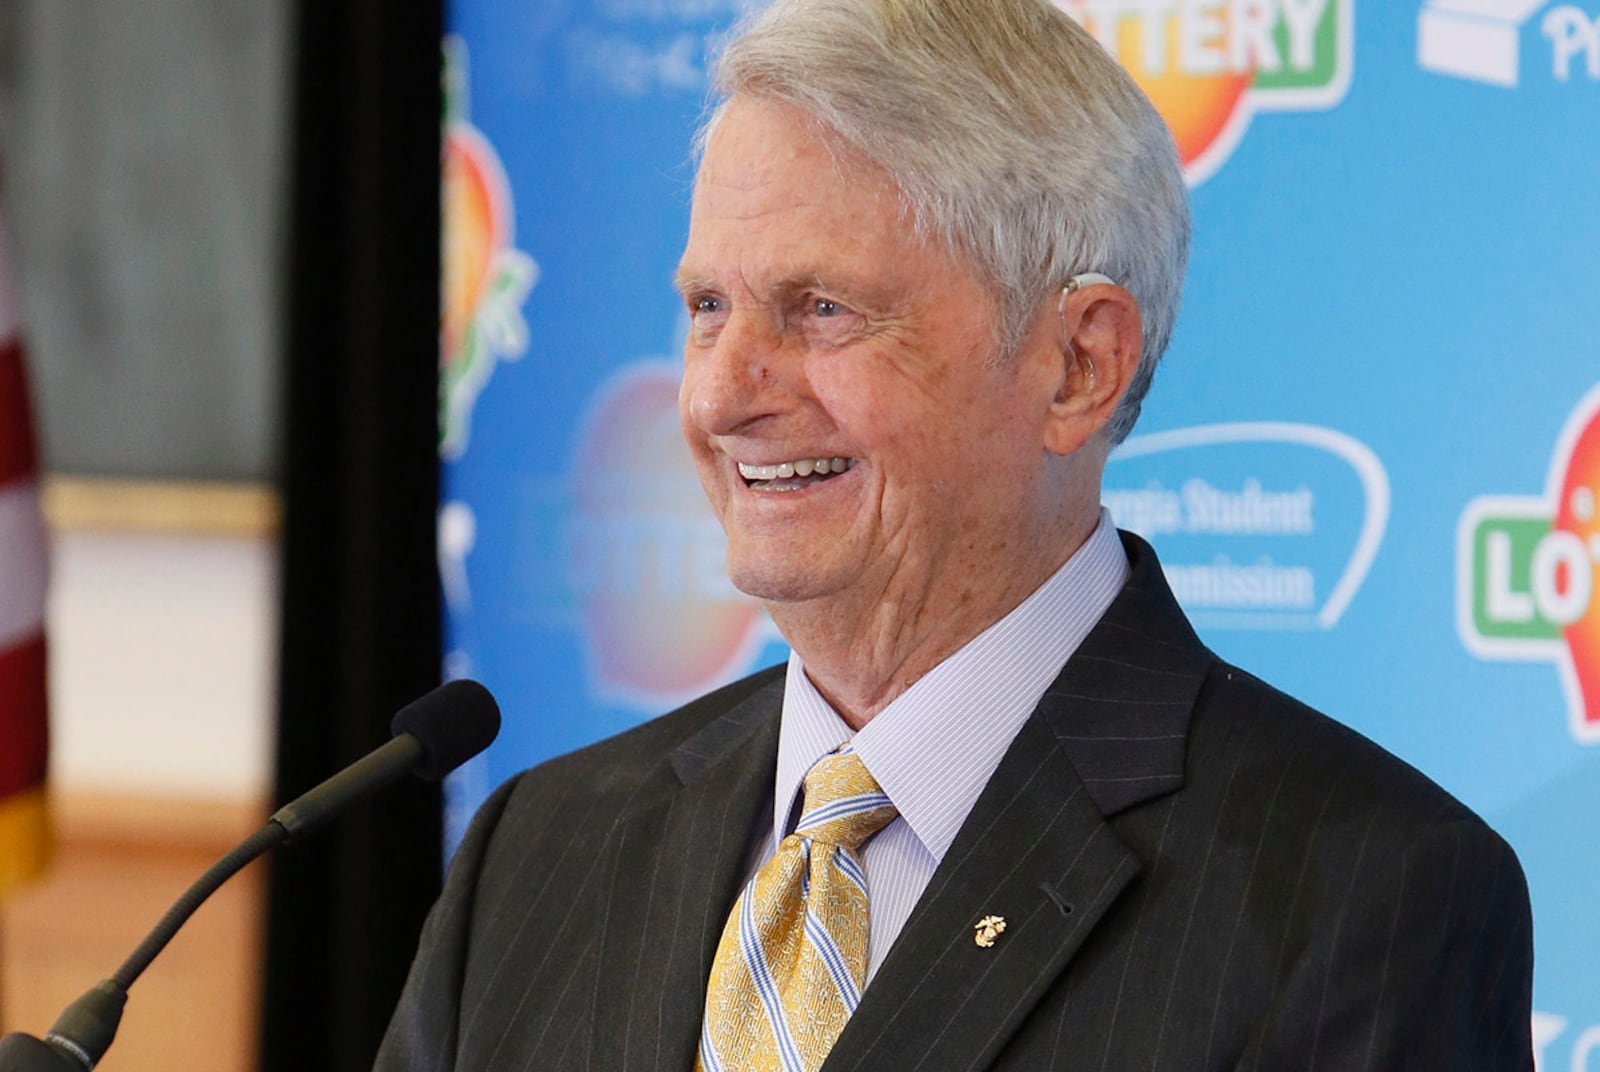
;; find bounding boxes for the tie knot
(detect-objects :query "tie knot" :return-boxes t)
[795,750,898,851]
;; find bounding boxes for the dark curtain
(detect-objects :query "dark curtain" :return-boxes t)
[263,2,444,1069]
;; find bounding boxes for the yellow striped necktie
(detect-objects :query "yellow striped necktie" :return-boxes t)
[697,749,898,1072]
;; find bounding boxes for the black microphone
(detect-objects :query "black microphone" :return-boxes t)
[273,679,500,838]
[0,679,500,1072]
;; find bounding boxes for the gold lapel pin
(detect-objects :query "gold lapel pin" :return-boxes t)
[974,915,1007,948]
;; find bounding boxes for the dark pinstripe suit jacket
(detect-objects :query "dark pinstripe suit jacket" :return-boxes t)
[376,534,1534,1071]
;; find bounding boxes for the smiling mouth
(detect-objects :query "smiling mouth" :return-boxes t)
[737,456,857,491]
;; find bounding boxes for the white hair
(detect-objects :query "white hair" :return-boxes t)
[703,0,1190,443]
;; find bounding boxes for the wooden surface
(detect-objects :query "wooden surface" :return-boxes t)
[42,477,281,537]
[0,792,266,1072]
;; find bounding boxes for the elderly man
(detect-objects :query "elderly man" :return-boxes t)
[377,0,1534,1068]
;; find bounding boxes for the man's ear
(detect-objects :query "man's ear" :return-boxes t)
[1042,280,1143,457]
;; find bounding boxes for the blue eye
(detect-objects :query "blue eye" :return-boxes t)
[813,299,842,317]
[694,296,723,315]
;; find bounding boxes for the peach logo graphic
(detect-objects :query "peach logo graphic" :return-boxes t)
[1057,0,1353,185]
[441,36,538,460]
[1457,383,1600,743]
[570,360,775,708]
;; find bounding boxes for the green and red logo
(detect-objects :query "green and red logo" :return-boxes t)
[1457,383,1600,743]
[1057,0,1353,185]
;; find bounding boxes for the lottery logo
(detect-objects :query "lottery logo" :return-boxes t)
[1058,0,1353,184]
[1457,383,1600,743]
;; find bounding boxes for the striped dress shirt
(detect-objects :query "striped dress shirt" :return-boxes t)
[762,508,1129,983]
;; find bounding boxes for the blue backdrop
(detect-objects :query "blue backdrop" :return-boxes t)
[439,2,1600,1065]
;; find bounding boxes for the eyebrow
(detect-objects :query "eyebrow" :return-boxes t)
[670,270,846,302]
[672,269,713,295]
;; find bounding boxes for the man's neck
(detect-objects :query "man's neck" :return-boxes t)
[771,510,1102,729]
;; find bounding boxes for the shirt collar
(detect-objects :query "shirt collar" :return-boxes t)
[772,510,1130,862]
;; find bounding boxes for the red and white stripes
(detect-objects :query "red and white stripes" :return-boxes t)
[0,189,51,899]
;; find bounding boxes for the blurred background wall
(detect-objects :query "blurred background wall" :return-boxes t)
[0,0,288,803]
[0,1,288,483]
[1,5,288,1071]
[0,1,444,1066]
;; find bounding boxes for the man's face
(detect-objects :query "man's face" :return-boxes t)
[676,96,1059,615]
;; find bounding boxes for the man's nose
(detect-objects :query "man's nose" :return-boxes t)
[682,310,791,436]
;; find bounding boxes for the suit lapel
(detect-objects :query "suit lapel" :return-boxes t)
[589,672,784,1072]
[824,534,1214,1071]
[821,714,1141,1072]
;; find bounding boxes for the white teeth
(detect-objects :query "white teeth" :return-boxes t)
[737,457,856,481]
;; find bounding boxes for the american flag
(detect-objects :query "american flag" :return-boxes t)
[0,183,50,900]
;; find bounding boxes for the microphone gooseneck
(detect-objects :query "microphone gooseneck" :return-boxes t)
[0,679,501,1072]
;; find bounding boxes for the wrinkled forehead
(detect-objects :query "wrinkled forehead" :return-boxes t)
[695,96,908,209]
[681,97,910,273]
[680,95,1009,348]
[689,95,969,289]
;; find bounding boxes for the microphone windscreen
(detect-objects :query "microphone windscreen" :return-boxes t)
[390,679,502,780]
